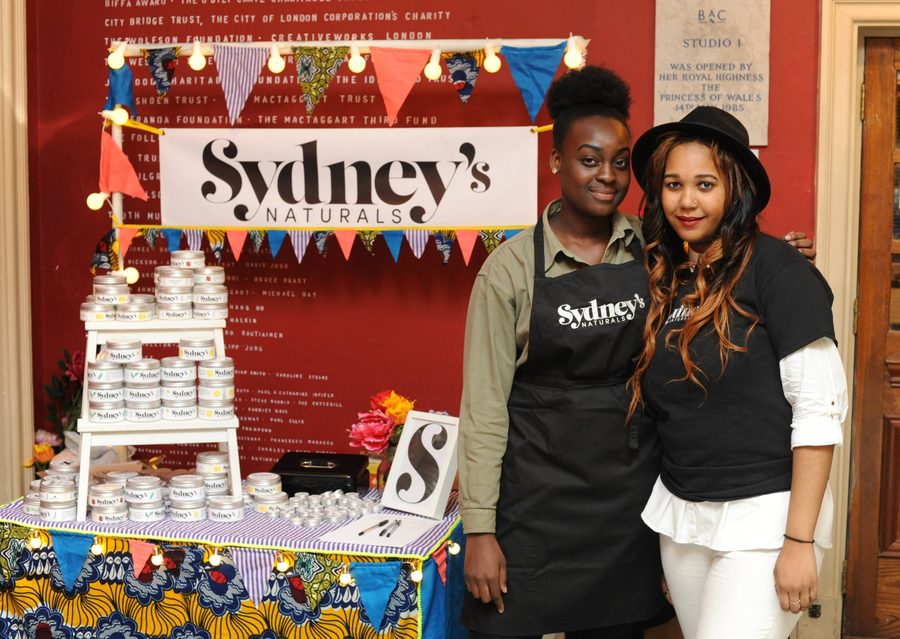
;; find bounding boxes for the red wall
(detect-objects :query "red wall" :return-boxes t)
[26,0,820,474]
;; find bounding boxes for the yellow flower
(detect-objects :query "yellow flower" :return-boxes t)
[33,443,55,464]
[383,391,415,425]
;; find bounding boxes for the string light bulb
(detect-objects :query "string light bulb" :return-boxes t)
[275,552,290,573]
[188,41,207,71]
[338,563,352,586]
[28,530,42,549]
[209,548,222,567]
[150,546,164,566]
[86,192,109,211]
[91,542,104,556]
[483,43,502,74]
[409,565,424,583]
[123,267,140,285]
[110,107,130,126]
[447,541,461,556]
[423,48,442,80]
[348,44,366,73]
[267,44,286,74]
[107,42,127,69]
[563,36,583,69]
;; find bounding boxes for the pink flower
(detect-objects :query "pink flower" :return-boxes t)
[34,429,62,447]
[65,351,85,382]
[348,409,396,455]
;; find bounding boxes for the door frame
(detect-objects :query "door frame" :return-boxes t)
[818,2,900,637]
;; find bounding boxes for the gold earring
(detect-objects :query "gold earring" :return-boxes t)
[551,167,558,174]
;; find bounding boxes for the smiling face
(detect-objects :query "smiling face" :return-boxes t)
[661,141,728,254]
[551,115,631,220]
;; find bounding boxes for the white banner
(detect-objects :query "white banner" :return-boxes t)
[159,127,537,229]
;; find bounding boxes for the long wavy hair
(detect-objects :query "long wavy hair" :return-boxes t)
[626,133,762,422]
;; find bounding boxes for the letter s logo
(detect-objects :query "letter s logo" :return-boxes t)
[396,422,448,504]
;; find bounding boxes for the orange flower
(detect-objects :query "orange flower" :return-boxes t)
[382,391,415,425]
[33,443,55,464]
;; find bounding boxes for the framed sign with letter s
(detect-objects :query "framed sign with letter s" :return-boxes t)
[381,410,459,520]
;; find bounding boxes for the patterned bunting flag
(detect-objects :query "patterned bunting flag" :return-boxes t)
[91,229,120,274]
[350,561,403,632]
[206,229,226,261]
[267,230,287,258]
[442,51,484,104]
[502,42,567,122]
[99,130,148,200]
[50,531,94,590]
[226,230,248,261]
[117,227,139,259]
[293,46,348,114]
[455,229,480,265]
[288,230,313,262]
[312,231,333,256]
[103,63,138,117]
[358,231,378,254]
[432,230,455,265]
[293,552,340,612]
[479,229,504,254]
[369,47,432,125]
[228,547,271,607]
[249,230,267,253]
[381,230,404,262]
[143,47,180,96]
[185,229,204,251]
[403,229,430,259]
[214,44,268,125]
[0,525,27,585]
[161,228,183,253]
[140,227,159,249]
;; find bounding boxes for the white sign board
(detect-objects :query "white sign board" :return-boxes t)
[159,127,537,229]
[654,0,770,145]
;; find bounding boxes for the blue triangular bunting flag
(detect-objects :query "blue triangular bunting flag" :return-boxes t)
[161,228,182,253]
[502,42,566,122]
[350,560,403,631]
[504,228,523,240]
[50,531,94,590]
[268,230,287,258]
[103,63,138,117]
[382,230,404,263]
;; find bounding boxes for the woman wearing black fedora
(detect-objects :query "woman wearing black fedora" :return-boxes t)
[626,106,846,639]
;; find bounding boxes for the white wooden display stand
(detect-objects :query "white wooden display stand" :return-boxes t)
[76,319,241,521]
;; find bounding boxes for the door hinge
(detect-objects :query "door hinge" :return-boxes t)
[842,559,848,594]
[861,82,866,120]
[853,298,859,334]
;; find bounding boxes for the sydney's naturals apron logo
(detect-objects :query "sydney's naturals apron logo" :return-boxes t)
[557,293,646,329]
[665,304,692,325]
[200,139,491,226]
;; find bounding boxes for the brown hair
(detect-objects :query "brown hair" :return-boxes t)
[626,134,760,422]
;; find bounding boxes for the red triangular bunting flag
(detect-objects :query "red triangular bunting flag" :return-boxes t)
[118,227,139,259]
[129,539,156,578]
[369,47,431,126]
[226,230,248,261]
[455,230,479,265]
[334,230,356,260]
[434,544,448,586]
[99,130,148,200]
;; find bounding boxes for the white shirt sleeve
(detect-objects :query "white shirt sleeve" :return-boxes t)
[779,336,847,449]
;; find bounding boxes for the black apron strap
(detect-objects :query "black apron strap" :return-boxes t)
[533,216,546,279]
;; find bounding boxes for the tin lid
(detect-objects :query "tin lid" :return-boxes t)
[129,500,165,510]
[40,500,76,509]
[81,302,116,312]
[156,285,194,294]
[93,273,128,285]
[105,339,142,350]
[162,399,198,408]
[49,459,79,471]
[90,483,124,496]
[161,379,195,387]
[199,358,234,369]
[201,471,229,480]
[88,380,124,390]
[161,357,196,369]
[130,293,155,303]
[157,267,195,278]
[126,399,162,409]
[126,476,162,488]
[171,250,205,259]
[89,400,125,409]
[169,474,205,487]
[24,493,42,505]
[253,491,288,503]
[93,284,130,294]
[125,358,161,371]
[180,337,215,348]
[88,360,123,371]
[40,478,75,492]
[198,378,234,387]
[199,398,235,407]
[194,266,224,276]
[197,451,229,462]
[193,302,228,309]
[117,302,152,313]
[248,472,280,485]
[91,503,128,513]
[208,496,243,510]
[157,302,193,310]
[193,285,227,294]
[170,499,207,509]
[106,471,138,481]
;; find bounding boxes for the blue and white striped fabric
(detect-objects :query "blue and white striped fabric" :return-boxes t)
[403,229,430,259]
[288,230,313,262]
[214,44,268,125]
[185,229,204,251]
[0,492,460,560]
[229,546,272,606]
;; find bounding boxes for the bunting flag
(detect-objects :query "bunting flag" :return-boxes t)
[404,229,430,259]
[421,558,448,639]
[140,227,159,249]
[504,228,524,240]
[229,547,271,607]
[117,227,139,259]
[382,230,404,262]
[479,229,504,254]
[433,544,448,586]
[334,229,357,259]
[502,42,567,122]
[185,229,204,251]
[442,51,484,104]
[455,230,480,265]
[50,531,93,590]
[293,552,340,612]
[293,46,348,115]
[369,47,432,125]
[312,231,333,256]
[161,228,183,253]
[288,230,313,262]
[349,560,403,631]
[433,230,455,265]
[226,230,248,261]
[91,229,120,274]
[358,231,378,254]
[214,44,268,125]
[128,539,156,578]
[206,229,226,261]
[142,47,180,96]
[249,230,267,253]
[0,526,27,585]
[103,63,138,117]
[99,130,148,200]
[267,230,287,258]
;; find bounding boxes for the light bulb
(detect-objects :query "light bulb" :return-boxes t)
[91,542,104,556]
[86,192,108,211]
[338,571,352,586]
[123,267,140,284]
[348,45,366,73]
[424,48,442,80]
[447,541,461,556]
[267,44,285,74]
[151,548,164,566]
[110,107,129,126]
[275,552,289,572]
[107,42,127,70]
[563,36,583,69]
[483,45,501,74]
[209,551,222,567]
[410,568,423,583]
[28,531,42,549]
[188,41,207,71]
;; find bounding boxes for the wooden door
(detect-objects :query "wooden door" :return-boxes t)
[845,37,900,639]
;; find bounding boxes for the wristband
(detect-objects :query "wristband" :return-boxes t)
[783,533,815,544]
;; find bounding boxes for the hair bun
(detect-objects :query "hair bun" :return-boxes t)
[547,66,632,121]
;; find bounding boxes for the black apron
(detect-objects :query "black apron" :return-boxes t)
[463,221,665,636]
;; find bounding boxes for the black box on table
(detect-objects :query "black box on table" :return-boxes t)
[270,451,370,495]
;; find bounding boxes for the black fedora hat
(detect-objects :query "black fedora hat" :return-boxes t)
[631,106,771,211]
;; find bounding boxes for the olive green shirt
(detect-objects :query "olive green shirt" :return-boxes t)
[458,200,645,533]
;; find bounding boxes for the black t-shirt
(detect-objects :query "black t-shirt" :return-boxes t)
[643,233,836,502]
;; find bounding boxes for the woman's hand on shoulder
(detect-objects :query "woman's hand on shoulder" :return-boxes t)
[773,540,818,613]
[785,231,816,263]
[464,533,508,613]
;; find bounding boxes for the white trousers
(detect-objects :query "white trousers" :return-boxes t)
[660,534,825,639]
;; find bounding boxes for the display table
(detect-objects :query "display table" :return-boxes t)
[0,491,465,639]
